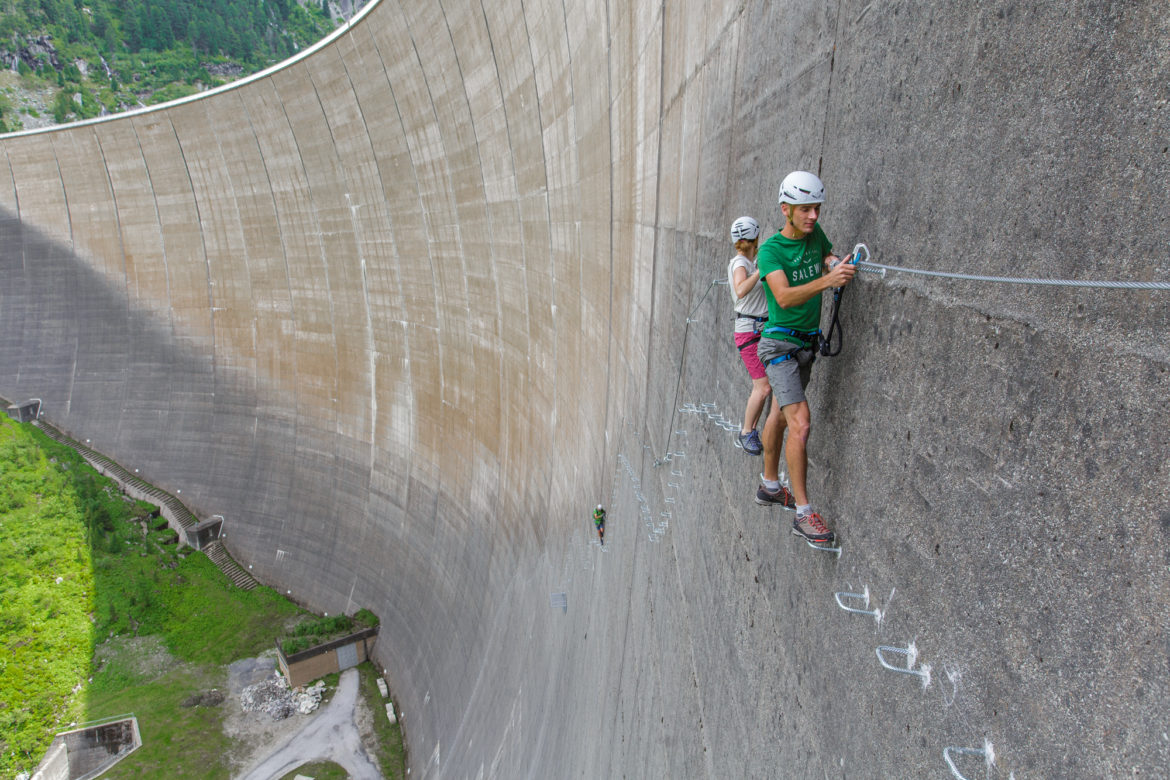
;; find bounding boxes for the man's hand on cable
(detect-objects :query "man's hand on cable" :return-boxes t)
[823,255,858,288]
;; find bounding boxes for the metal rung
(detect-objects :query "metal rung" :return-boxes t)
[806,539,842,558]
[876,643,931,688]
[943,742,995,780]
[834,587,881,620]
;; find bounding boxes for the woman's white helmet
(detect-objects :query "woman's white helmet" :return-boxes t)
[730,216,760,241]
[778,171,825,205]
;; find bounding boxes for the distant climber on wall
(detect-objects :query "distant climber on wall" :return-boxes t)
[593,505,606,545]
[754,171,857,545]
[726,216,772,457]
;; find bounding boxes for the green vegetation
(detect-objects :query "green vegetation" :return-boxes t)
[0,415,305,777]
[281,608,378,656]
[353,607,380,628]
[0,0,339,129]
[0,416,404,778]
[279,761,351,780]
[357,661,407,779]
[0,416,93,775]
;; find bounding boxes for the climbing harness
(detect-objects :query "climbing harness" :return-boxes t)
[763,325,821,345]
[734,314,767,351]
[761,325,822,365]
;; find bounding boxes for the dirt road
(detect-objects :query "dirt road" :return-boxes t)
[235,668,381,780]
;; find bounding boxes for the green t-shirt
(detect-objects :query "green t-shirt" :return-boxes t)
[757,224,833,344]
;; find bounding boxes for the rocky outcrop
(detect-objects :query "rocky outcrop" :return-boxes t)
[1,34,60,71]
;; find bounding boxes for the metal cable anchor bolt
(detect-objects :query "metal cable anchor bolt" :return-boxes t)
[943,741,995,780]
[876,643,931,687]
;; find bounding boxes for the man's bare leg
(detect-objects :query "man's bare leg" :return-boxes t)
[761,401,788,483]
[782,401,811,505]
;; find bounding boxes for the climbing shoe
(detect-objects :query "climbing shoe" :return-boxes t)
[791,512,835,545]
[738,429,763,455]
[755,483,796,509]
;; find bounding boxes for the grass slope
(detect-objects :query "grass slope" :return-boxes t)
[0,415,304,777]
[0,416,93,774]
[1,415,407,778]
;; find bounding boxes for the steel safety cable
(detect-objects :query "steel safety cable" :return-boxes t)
[855,261,1170,291]
[660,278,724,467]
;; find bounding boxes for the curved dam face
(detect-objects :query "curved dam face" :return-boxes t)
[2,0,1168,776]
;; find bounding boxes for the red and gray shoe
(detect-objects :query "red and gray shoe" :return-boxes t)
[791,512,835,544]
[755,483,796,509]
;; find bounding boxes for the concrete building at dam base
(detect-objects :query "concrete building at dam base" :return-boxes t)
[2,0,1168,777]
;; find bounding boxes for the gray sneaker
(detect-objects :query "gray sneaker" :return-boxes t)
[791,512,834,544]
[755,483,796,509]
[738,429,762,455]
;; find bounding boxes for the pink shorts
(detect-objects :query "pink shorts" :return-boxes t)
[735,332,767,380]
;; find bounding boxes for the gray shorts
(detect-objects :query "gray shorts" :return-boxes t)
[757,336,815,408]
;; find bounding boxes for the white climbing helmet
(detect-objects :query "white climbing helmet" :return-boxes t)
[596,504,603,511]
[778,171,825,205]
[730,216,760,241]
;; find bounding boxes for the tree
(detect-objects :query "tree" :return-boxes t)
[148,5,173,50]
[122,6,142,51]
[52,88,74,123]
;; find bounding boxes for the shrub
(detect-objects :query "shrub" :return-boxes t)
[353,608,379,628]
[281,613,359,655]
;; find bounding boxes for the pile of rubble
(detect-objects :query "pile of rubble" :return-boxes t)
[296,680,327,714]
[240,671,327,720]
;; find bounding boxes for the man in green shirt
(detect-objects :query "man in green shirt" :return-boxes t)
[753,171,857,545]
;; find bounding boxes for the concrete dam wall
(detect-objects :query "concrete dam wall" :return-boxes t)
[1,0,1167,776]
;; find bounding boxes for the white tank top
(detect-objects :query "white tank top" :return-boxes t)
[727,254,768,333]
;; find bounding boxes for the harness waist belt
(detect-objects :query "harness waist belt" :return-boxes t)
[763,326,820,340]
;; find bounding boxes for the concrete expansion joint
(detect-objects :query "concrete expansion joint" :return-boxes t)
[659,6,749,116]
